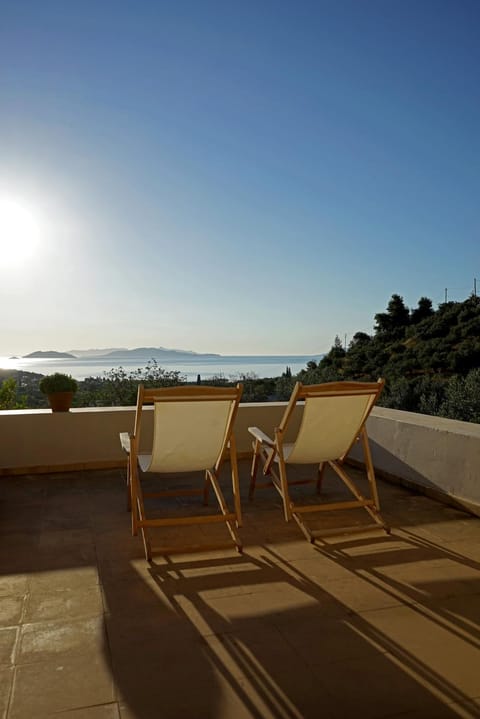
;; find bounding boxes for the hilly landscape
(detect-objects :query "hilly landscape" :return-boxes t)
[297,294,480,422]
[1,293,480,422]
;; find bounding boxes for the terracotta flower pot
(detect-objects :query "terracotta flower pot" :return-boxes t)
[47,391,74,412]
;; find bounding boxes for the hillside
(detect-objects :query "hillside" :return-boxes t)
[23,350,76,359]
[101,347,221,360]
[298,294,480,422]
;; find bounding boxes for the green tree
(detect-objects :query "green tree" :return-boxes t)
[78,360,186,407]
[440,369,480,423]
[0,378,26,409]
[411,297,434,324]
[375,294,410,338]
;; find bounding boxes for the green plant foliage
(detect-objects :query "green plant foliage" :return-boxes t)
[305,293,480,423]
[76,360,186,407]
[39,373,78,394]
[439,368,480,423]
[0,377,26,410]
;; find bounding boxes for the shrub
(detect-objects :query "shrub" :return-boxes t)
[39,373,78,394]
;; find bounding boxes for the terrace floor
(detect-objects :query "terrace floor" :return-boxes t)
[1,461,480,718]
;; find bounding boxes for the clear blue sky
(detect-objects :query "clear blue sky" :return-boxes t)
[0,0,479,356]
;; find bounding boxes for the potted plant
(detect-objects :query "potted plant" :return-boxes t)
[39,372,78,412]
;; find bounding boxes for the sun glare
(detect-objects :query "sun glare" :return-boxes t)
[0,196,43,267]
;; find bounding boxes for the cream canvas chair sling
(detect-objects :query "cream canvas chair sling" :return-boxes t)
[120,383,243,560]
[248,380,389,543]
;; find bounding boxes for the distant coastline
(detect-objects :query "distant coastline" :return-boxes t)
[0,351,322,382]
[23,350,76,359]
[24,346,223,361]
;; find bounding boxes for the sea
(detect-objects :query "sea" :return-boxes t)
[0,354,322,382]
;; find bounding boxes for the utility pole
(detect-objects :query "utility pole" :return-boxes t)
[444,287,448,303]
[344,333,347,350]
[474,278,477,298]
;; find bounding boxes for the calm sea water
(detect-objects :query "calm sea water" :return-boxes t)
[0,354,321,382]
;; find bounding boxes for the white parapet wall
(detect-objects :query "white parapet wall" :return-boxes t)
[0,403,302,473]
[0,403,479,516]
[349,407,480,517]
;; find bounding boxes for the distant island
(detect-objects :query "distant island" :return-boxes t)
[101,347,221,360]
[68,348,129,358]
[22,346,222,360]
[23,350,76,359]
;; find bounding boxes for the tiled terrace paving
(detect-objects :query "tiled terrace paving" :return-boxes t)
[1,461,480,719]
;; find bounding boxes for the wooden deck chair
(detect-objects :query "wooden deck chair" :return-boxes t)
[120,384,243,560]
[248,380,389,543]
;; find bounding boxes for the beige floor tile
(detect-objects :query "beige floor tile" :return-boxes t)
[420,592,480,633]
[24,585,104,623]
[277,614,390,666]
[55,703,120,718]
[352,604,480,698]
[386,696,480,719]
[0,574,28,599]
[374,556,480,602]
[18,616,107,664]
[0,627,17,667]
[204,582,328,624]
[28,565,100,592]
[38,527,95,551]
[0,596,24,628]
[41,507,92,532]
[414,517,480,544]
[311,650,469,719]
[9,652,115,718]
[97,558,152,584]
[0,505,44,535]
[0,477,48,504]
[0,545,40,576]
[441,539,480,564]
[116,648,334,719]
[101,575,175,618]
[105,611,198,661]
[2,467,480,719]
[93,533,146,562]
[283,546,414,610]
[0,666,14,719]
[262,539,321,562]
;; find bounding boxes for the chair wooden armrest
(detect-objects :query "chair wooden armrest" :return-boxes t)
[119,432,131,455]
[248,426,275,447]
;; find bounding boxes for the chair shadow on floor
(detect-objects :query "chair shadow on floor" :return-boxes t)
[132,533,480,719]
[2,467,480,718]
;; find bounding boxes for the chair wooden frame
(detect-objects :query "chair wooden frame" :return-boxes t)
[120,383,243,560]
[248,380,389,543]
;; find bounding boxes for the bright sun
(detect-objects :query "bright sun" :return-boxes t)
[0,196,43,267]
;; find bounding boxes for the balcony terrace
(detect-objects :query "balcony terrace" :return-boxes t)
[1,404,480,718]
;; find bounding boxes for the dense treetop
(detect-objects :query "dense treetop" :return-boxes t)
[298,294,480,422]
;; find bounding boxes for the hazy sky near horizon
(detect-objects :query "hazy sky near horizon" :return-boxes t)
[0,0,479,357]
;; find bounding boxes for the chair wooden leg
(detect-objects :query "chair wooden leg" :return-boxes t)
[278,457,292,522]
[316,462,326,494]
[203,470,210,506]
[249,440,261,500]
[130,456,138,536]
[131,467,152,560]
[126,461,131,511]
[229,434,242,527]
[140,520,152,562]
[361,427,380,509]
[207,470,242,552]
[329,460,387,531]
